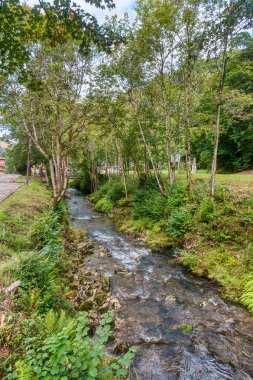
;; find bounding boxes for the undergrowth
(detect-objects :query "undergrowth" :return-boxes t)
[0,179,135,378]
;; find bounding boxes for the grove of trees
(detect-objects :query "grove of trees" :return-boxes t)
[0,0,253,204]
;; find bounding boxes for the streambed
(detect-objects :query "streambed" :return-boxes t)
[68,191,253,380]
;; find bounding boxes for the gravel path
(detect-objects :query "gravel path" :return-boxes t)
[0,174,23,203]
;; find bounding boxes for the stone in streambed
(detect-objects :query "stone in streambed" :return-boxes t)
[80,298,94,310]
[96,245,112,258]
[77,240,95,255]
[113,342,130,354]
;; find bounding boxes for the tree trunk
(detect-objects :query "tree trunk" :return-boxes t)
[209,35,228,196]
[116,138,128,198]
[49,158,57,199]
[136,117,164,194]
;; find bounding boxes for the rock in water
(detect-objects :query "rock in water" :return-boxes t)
[77,239,95,255]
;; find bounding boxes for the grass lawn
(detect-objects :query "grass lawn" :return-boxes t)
[162,170,253,189]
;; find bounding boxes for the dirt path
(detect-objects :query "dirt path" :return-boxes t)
[0,174,23,203]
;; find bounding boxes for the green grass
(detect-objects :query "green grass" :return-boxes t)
[176,170,253,188]
[0,178,51,272]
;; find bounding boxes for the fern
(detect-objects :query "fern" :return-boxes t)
[15,361,33,380]
[241,274,253,312]
[44,309,74,336]
[18,288,41,311]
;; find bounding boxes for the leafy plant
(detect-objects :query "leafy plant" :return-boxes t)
[31,207,64,249]
[94,198,114,213]
[166,207,193,239]
[11,311,136,380]
[241,273,253,312]
[132,189,166,221]
[199,197,215,222]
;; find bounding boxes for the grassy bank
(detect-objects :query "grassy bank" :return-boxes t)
[90,175,253,313]
[0,179,135,379]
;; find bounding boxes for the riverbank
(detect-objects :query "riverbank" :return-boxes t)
[89,176,253,313]
[69,191,253,379]
[0,180,134,378]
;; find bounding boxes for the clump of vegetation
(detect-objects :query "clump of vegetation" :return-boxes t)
[199,197,215,222]
[91,177,137,214]
[12,311,136,380]
[179,324,194,334]
[241,273,253,312]
[166,206,193,239]
[132,189,166,221]
[94,198,114,213]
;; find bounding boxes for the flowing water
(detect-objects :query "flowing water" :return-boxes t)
[68,191,253,380]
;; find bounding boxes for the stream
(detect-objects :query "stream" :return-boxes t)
[68,191,253,380]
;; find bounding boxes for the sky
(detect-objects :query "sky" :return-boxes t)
[26,0,137,23]
[83,0,136,24]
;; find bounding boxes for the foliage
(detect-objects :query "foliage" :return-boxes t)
[94,198,114,213]
[179,324,194,334]
[132,189,167,221]
[31,207,65,249]
[0,180,135,378]
[241,274,253,312]
[166,207,193,239]
[199,197,215,222]
[11,311,136,380]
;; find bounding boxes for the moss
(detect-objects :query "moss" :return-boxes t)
[179,324,194,334]
[80,299,94,311]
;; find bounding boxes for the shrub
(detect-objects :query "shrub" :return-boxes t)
[91,180,113,203]
[193,182,208,204]
[94,198,114,213]
[166,207,192,239]
[214,184,226,202]
[11,311,136,380]
[31,208,64,249]
[14,251,62,292]
[199,197,215,222]
[132,189,166,221]
[106,181,125,203]
[166,181,189,213]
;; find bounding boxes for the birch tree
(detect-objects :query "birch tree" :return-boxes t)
[2,43,91,206]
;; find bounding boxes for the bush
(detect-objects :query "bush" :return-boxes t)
[11,311,136,380]
[166,181,189,213]
[132,189,167,221]
[193,182,208,204]
[14,252,61,291]
[94,198,114,213]
[199,197,215,222]
[166,207,193,239]
[106,181,125,203]
[91,181,112,203]
[31,207,64,249]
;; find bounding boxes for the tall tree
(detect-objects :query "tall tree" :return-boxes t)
[208,0,253,195]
